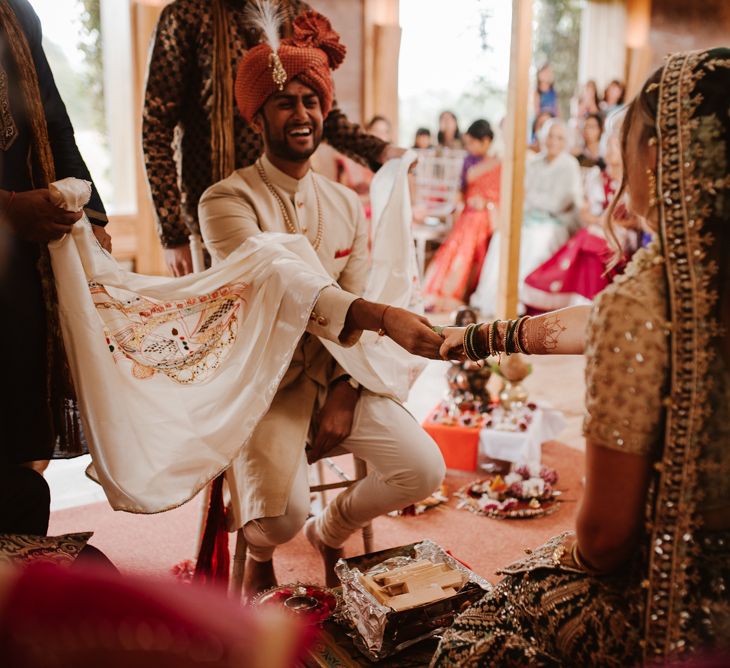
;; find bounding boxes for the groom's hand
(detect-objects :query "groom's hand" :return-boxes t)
[384,307,443,359]
[310,381,360,462]
[342,299,442,358]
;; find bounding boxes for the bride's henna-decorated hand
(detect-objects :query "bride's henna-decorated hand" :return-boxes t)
[521,313,568,354]
[439,306,589,359]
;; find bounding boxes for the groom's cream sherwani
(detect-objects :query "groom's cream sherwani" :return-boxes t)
[199,154,370,528]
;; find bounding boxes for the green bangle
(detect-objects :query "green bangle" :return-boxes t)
[464,324,472,360]
[505,319,519,355]
[490,319,501,355]
[473,323,489,359]
[465,323,479,361]
[469,323,482,361]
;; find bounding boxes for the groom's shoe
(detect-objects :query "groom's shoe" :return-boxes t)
[243,557,277,600]
[304,517,343,588]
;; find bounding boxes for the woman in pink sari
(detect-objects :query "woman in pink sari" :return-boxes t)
[521,132,641,313]
[424,120,501,310]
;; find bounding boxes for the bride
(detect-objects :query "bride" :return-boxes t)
[435,48,730,666]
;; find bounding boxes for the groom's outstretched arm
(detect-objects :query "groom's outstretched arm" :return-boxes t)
[342,300,443,359]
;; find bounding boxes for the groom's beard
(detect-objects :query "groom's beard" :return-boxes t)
[262,115,323,163]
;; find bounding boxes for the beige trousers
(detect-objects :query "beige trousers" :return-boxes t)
[244,391,445,561]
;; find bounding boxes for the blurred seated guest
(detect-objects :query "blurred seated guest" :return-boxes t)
[601,78,625,115]
[423,120,501,310]
[437,110,462,150]
[413,127,432,149]
[0,561,312,667]
[311,144,372,216]
[575,79,601,118]
[533,63,558,117]
[314,116,392,215]
[528,110,554,153]
[573,112,605,169]
[366,115,392,143]
[522,132,640,312]
[470,119,582,316]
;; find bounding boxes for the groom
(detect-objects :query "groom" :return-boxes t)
[199,9,445,595]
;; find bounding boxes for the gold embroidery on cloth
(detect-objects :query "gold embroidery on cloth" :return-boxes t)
[91,282,250,383]
[643,49,726,660]
[0,65,18,151]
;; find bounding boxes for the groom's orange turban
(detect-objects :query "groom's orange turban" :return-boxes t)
[234,10,346,124]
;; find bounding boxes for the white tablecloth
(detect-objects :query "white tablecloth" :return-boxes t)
[478,408,567,467]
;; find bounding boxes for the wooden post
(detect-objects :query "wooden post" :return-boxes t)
[496,0,533,319]
[625,0,653,99]
[124,1,167,275]
[362,0,400,137]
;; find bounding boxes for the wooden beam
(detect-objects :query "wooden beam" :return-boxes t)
[127,1,167,275]
[625,0,653,99]
[372,23,402,139]
[362,0,400,129]
[496,0,533,319]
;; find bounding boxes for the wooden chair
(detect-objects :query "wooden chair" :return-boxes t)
[411,148,466,278]
[230,454,373,597]
[188,234,374,598]
[412,147,466,221]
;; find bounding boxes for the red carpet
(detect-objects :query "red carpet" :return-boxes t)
[48,440,583,585]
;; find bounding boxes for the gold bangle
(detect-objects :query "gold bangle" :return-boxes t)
[378,305,392,336]
[570,541,604,575]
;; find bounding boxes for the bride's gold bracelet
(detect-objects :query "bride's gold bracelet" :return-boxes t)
[570,540,605,576]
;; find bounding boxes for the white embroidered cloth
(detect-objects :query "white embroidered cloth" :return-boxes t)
[48,155,423,514]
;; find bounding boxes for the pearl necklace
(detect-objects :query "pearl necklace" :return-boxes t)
[255,159,324,251]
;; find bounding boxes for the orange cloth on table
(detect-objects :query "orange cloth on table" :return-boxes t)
[422,408,480,472]
[423,161,501,305]
[234,10,346,123]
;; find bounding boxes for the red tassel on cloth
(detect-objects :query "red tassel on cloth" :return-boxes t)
[446,549,473,571]
[193,474,230,586]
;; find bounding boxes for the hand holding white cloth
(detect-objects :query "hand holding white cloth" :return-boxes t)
[49,177,92,212]
[48,188,335,512]
[46,155,426,514]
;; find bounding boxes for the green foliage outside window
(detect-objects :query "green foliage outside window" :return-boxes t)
[533,0,584,119]
[78,0,105,136]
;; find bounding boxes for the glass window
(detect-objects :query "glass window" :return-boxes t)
[32,0,136,215]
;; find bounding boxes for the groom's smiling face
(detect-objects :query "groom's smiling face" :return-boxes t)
[254,79,324,162]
